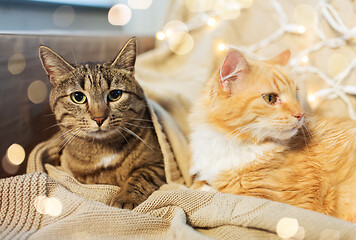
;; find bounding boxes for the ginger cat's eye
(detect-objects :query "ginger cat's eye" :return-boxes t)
[262,93,278,105]
[71,92,87,104]
[108,90,122,102]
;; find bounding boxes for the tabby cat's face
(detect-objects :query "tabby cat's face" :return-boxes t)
[40,38,145,140]
[208,50,305,142]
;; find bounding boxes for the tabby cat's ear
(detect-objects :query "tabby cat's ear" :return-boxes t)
[266,49,290,66]
[39,46,75,85]
[219,50,249,94]
[111,37,137,72]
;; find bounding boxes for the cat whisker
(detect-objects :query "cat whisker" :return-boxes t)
[113,128,129,145]
[43,122,76,131]
[119,126,155,150]
[59,128,82,152]
[128,118,153,123]
[124,122,154,129]
[48,127,76,145]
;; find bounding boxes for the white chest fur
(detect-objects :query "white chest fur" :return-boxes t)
[97,154,118,168]
[189,123,276,184]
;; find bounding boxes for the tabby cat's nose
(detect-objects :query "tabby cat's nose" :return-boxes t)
[93,117,106,126]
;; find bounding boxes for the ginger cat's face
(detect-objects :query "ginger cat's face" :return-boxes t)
[207,50,304,142]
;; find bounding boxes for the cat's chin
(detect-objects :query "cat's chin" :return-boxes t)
[270,126,300,141]
[86,129,117,140]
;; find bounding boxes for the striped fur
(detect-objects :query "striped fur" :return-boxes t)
[39,38,165,209]
[190,50,356,222]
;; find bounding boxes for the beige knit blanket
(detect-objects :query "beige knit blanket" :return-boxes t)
[1,97,356,240]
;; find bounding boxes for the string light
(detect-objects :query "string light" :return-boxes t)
[207,17,217,27]
[156,31,166,41]
[300,55,309,66]
[308,94,316,103]
[156,0,356,119]
[217,43,227,52]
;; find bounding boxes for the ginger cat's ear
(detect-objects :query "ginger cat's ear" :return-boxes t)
[266,49,290,66]
[39,46,75,85]
[111,37,137,72]
[219,50,249,94]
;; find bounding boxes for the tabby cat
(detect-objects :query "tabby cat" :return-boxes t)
[189,49,356,222]
[39,38,166,209]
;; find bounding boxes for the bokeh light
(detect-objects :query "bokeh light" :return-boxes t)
[276,217,299,239]
[300,55,309,66]
[128,0,152,10]
[217,43,227,52]
[184,0,215,12]
[327,53,349,77]
[163,20,188,38]
[156,31,166,40]
[108,4,132,26]
[8,53,26,75]
[53,5,75,27]
[28,80,48,104]
[207,17,217,27]
[215,0,241,20]
[2,155,20,175]
[34,196,63,217]
[294,4,317,27]
[168,32,194,55]
[7,143,25,166]
[297,25,306,34]
[308,93,316,103]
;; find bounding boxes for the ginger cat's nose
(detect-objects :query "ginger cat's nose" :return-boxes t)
[293,113,304,121]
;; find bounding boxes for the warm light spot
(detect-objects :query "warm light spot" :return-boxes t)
[34,196,63,217]
[108,4,132,26]
[2,155,19,175]
[276,217,299,239]
[294,4,317,27]
[7,143,25,166]
[300,55,309,66]
[34,196,47,215]
[293,226,305,240]
[207,17,217,27]
[27,80,48,104]
[217,43,227,51]
[168,32,194,55]
[53,5,75,27]
[8,53,26,75]
[215,0,241,20]
[327,53,349,77]
[297,25,306,34]
[128,0,152,9]
[320,229,340,240]
[156,31,166,41]
[163,20,188,38]
[308,93,316,103]
[184,0,215,12]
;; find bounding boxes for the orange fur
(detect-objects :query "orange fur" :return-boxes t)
[190,50,356,222]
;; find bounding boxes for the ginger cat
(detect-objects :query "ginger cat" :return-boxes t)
[189,49,356,222]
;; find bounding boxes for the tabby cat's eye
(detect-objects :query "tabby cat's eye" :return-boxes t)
[71,92,87,104]
[108,90,122,102]
[262,93,278,105]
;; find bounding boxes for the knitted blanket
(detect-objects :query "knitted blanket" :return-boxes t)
[1,98,356,240]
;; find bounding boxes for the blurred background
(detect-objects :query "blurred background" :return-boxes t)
[0,0,170,35]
